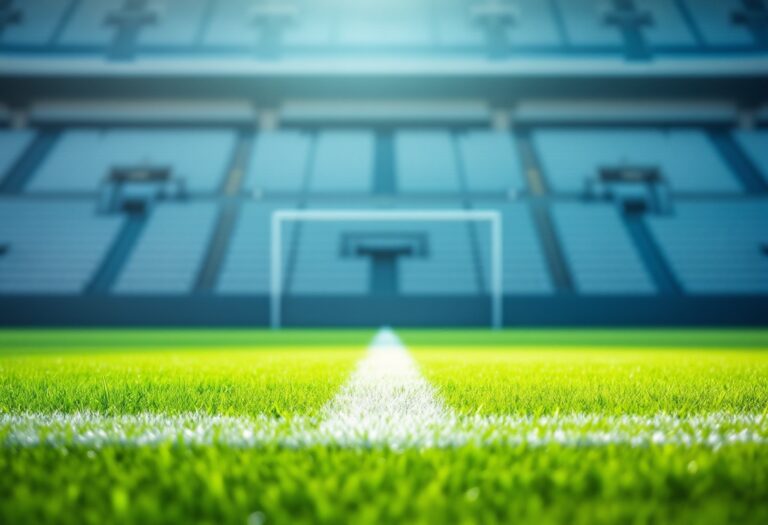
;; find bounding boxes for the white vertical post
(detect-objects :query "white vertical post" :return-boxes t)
[270,211,282,329]
[490,213,503,330]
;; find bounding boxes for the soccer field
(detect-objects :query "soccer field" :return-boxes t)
[1,329,768,524]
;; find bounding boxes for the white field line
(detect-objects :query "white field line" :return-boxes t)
[308,327,454,447]
[1,329,767,449]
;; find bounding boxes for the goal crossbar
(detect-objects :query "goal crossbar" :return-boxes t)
[270,209,503,329]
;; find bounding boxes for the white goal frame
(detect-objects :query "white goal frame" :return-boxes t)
[270,209,503,330]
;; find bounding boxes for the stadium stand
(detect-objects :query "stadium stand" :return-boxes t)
[217,203,295,295]
[0,0,70,46]
[686,0,767,46]
[532,128,742,194]
[0,129,34,184]
[395,131,462,194]
[0,199,123,294]
[114,202,218,294]
[59,0,207,48]
[552,202,656,294]
[733,130,768,184]
[472,201,554,294]
[1,1,767,326]
[308,130,375,194]
[247,131,311,195]
[646,200,768,294]
[459,131,524,194]
[28,129,236,194]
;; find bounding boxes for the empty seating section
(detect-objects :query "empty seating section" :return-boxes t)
[204,0,265,47]
[501,0,560,46]
[247,131,311,194]
[114,202,217,294]
[289,220,370,295]
[217,203,297,294]
[58,0,126,46]
[285,202,481,295]
[281,3,335,46]
[533,128,740,194]
[561,0,694,47]
[435,0,484,46]
[309,131,374,193]
[0,130,34,183]
[473,202,554,294]
[2,0,768,56]
[647,200,768,293]
[559,0,623,46]
[553,203,655,294]
[0,0,69,46]
[395,131,461,193]
[246,128,520,196]
[29,129,235,193]
[685,0,755,45]
[337,2,431,46]
[0,199,122,293]
[60,0,206,46]
[459,131,523,193]
[398,203,481,295]
[733,130,768,184]
[137,0,206,46]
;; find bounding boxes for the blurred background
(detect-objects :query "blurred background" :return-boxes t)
[0,0,766,327]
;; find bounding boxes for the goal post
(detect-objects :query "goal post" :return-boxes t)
[270,209,503,330]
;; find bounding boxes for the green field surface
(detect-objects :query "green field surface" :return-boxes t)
[1,329,767,525]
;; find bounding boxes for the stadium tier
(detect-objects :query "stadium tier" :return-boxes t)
[1,0,767,326]
[1,0,768,57]
[0,122,767,326]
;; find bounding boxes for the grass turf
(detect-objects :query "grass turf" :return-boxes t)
[1,329,767,524]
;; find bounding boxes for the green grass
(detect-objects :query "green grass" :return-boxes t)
[1,329,767,525]
[0,347,361,417]
[414,348,768,415]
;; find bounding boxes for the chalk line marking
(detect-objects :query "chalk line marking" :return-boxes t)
[1,329,767,449]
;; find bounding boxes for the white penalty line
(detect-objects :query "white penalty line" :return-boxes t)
[2,329,767,449]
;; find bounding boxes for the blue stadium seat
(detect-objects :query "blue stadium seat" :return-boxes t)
[138,0,206,46]
[733,130,768,184]
[558,0,624,46]
[559,0,695,47]
[435,0,485,47]
[0,130,34,183]
[59,0,206,47]
[684,0,755,46]
[203,0,266,47]
[646,200,768,293]
[503,0,561,46]
[290,220,370,295]
[336,2,431,46]
[532,128,740,193]
[28,129,235,193]
[59,0,137,46]
[398,202,481,295]
[308,130,374,193]
[280,201,483,296]
[0,199,123,293]
[472,201,554,294]
[217,202,297,295]
[246,131,311,194]
[282,1,335,46]
[395,130,461,193]
[0,0,70,46]
[553,202,656,294]
[114,202,217,294]
[459,131,524,193]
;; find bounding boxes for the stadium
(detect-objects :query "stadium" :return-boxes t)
[0,0,767,523]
